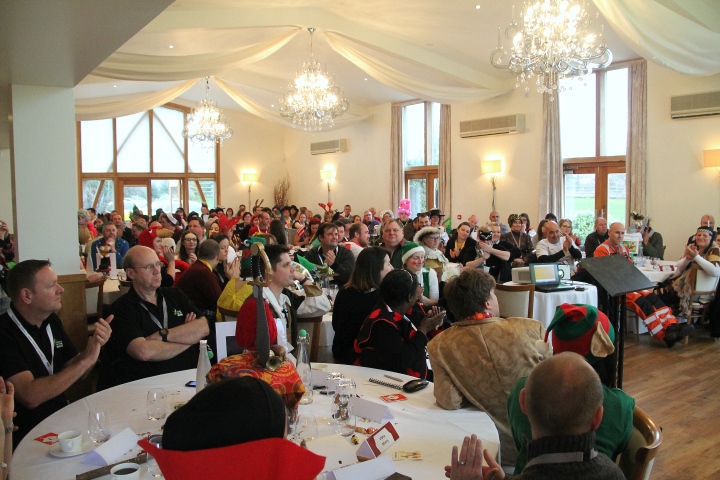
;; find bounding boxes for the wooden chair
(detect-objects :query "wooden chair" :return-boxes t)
[494,283,535,318]
[688,269,719,326]
[85,278,106,336]
[297,316,324,362]
[118,279,133,296]
[617,405,663,480]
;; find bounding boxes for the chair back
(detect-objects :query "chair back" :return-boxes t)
[494,283,535,318]
[215,320,243,361]
[85,278,106,318]
[618,405,663,480]
[286,227,297,245]
[118,279,133,296]
[217,306,239,322]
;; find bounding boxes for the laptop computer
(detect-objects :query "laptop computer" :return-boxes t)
[530,263,574,292]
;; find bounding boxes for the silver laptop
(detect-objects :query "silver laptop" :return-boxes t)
[530,263,574,292]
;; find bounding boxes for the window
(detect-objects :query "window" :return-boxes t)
[78,105,219,218]
[403,101,440,213]
[560,66,628,241]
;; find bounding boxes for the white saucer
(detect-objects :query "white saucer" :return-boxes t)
[49,439,96,458]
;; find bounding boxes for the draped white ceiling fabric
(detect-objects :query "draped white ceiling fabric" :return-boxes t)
[75,80,197,121]
[324,32,509,104]
[92,29,301,81]
[593,0,720,75]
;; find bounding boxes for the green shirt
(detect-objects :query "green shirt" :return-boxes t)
[507,375,635,473]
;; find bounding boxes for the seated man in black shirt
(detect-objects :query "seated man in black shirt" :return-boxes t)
[0,260,113,447]
[303,223,355,285]
[106,246,209,387]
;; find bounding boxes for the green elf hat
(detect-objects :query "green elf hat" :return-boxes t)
[401,242,425,265]
[536,303,615,364]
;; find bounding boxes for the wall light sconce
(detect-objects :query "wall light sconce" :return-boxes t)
[320,168,335,203]
[482,159,503,210]
[704,149,720,174]
[242,172,259,206]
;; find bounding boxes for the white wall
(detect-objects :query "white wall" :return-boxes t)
[645,63,720,258]
[450,89,544,230]
[283,104,391,216]
[0,149,11,233]
[216,108,286,212]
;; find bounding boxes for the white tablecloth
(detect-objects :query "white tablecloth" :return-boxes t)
[11,366,499,480]
[637,267,674,284]
[103,278,122,305]
[505,281,598,328]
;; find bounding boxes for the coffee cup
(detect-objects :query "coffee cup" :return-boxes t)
[111,462,141,480]
[58,430,83,453]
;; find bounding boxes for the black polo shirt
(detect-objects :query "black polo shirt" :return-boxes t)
[108,287,203,386]
[0,306,78,447]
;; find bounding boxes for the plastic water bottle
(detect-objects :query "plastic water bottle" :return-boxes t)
[196,340,211,393]
[296,329,313,404]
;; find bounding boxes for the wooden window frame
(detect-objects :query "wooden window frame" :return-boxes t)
[77,103,220,211]
[402,100,440,211]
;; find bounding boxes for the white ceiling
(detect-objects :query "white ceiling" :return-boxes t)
[1,0,639,148]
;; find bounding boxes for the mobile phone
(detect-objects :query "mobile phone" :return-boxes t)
[185,381,196,387]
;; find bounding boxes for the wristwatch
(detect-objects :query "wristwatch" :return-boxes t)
[159,328,169,342]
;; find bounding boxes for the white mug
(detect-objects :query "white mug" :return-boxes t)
[58,430,83,453]
[110,462,141,480]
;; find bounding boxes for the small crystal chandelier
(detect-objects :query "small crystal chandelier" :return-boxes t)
[182,77,233,148]
[490,0,612,99]
[278,28,349,131]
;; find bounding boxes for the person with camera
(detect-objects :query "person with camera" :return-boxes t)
[636,219,664,259]
[474,224,521,283]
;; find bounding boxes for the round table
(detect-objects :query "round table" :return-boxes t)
[11,365,499,480]
[505,281,598,328]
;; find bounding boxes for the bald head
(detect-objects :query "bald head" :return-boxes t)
[489,211,500,223]
[701,215,715,229]
[522,353,603,438]
[608,222,625,246]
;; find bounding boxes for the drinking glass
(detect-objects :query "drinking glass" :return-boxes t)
[330,379,356,436]
[88,410,110,443]
[146,434,164,478]
[296,414,318,443]
[328,284,339,309]
[325,372,344,396]
[146,389,167,420]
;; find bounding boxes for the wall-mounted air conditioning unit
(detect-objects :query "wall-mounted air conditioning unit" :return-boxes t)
[671,91,720,119]
[310,139,348,155]
[459,114,525,138]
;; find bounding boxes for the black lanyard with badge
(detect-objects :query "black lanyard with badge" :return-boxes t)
[7,309,55,375]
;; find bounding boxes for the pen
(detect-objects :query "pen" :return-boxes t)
[384,374,403,382]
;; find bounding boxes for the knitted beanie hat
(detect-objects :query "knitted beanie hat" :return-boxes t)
[401,241,425,265]
[162,377,286,451]
[537,303,615,363]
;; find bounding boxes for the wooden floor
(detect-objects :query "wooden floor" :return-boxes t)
[622,327,720,479]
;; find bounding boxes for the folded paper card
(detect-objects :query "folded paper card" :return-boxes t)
[356,422,399,460]
[83,427,140,466]
[353,397,395,424]
[305,434,358,473]
[327,456,396,480]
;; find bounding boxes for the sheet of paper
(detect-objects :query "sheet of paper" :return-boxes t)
[305,434,358,473]
[329,456,396,480]
[353,397,395,423]
[82,427,139,466]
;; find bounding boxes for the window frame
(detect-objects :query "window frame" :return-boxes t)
[77,103,220,212]
[401,100,440,211]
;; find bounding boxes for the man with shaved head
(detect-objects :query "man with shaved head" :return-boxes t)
[688,214,716,245]
[448,353,625,479]
[535,221,582,265]
[105,246,210,387]
[488,211,509,234]
[593,222,631,260]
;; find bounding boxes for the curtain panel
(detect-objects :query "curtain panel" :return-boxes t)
[390,105,403,215]
[626,60,648,224]
[439,105,451,216]
[538,95,564,219]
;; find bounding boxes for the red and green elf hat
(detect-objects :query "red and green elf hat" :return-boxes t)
[538,303,615,363]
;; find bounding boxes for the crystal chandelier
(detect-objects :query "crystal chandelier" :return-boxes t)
[490,0,612,99]
[278,28,349,131]
[182,77,233,148]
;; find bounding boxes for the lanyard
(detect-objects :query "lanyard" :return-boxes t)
[139,297,168,330]
[525,449,597,468]
[7,308,54,375]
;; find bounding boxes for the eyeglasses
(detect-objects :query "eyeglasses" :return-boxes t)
[184,237,198,243]
[135,261,163,272]
[426,236,440,241]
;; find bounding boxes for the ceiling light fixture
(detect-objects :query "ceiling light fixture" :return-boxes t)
[490,0,612,99]
[278,27,349,131]
[182,77,233,148]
